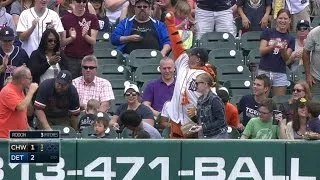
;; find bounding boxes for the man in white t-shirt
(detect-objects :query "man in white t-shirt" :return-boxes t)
[16,0,64,56]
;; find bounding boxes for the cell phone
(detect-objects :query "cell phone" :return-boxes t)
[272,110,282,125]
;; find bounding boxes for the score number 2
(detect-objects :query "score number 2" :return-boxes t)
[84,157,169,180]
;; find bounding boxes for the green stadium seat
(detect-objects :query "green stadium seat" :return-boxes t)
[246,48,261,65]
[230,95,243,106]
[199,32,237,50]
[208,48,245,67]
[51,125,77,138]
[311,17,320,28]
[216,64,252,83]
[292,65,305,82]
[94,48,126,66]
[95,32,115,50]
[227,126,241,139]
[240,31,262,52]
[81,126,118,139]
[223,79,252,97]
[134,64,161,86]
[127,49,163,70]
[272,95,291,108]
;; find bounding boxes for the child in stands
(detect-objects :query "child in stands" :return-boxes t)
[78,99,99,132]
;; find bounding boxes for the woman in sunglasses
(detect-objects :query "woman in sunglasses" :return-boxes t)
[287,20,311,72]
[109,84,155,129]
[279,80,312,122]
[29,29,67,84]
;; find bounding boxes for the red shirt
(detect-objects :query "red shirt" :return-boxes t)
[0,83,28,138]
[225,102,240,128]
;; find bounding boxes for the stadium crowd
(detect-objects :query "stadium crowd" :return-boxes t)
[0,0,320,140]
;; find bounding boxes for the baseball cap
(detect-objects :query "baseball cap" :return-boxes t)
[296,20,310,29]
[189,48,209,64]
[124,84,140,94]
[0,26,14,41]
[135,0,151,4]
[55,70,72,85]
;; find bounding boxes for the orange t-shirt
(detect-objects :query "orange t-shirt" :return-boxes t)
[0,83,28,138]
[225,102,240,128]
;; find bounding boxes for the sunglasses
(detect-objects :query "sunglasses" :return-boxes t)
[293,88,304,93]
[82,66,97,70]
[75,0,87,3]
[125,92,137,96]
[135,5,149,9]
[298,27,309,31]
[48,39,57,43]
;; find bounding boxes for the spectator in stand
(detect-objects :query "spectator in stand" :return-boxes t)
[10,0,34,26]
[285,0,310,32]
[78,98,99,132]
[0,66,38,138]
[56,0,95,17]
[134,129,151,138]
[0,0,15,14]
[110,84,155,127]
[195,0,236,39]
[90,0,110,32]
[241,98,279,139]
[217,88,240,129]
[302,21,320,95]
[111,0,171,57]
[0,26,29,90]
[187,73,228,139]
[29,28,67,84]
[72,55,114,112]
[287,20,310,72]
[306,101,320,134]
[119,109,162,139]
[238,74,271,129]
[105,0,129,25]
[34,70,80,130]
[173,0,194,31]
[0,7,16,32]
[61,0,99,79]
[119,0,162,21]
[237,0,271,31]
[258,9,295,96]
[16,0,64,57]
[279,80,312,122]
[142,57,175,117]
[91,112,110,138]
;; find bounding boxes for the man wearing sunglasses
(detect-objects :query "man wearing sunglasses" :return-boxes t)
[34,70,80,130]
[72,55,114,113]
[16,0,64,57]
[111,0,171,57]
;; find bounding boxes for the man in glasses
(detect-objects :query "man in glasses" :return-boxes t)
[303,20,320,95]
[16,0,64,57]
[0,26,29,90]
[61,0,99,78]
[111,0,171,57]
[34,70,80,130]
[72,55,114,113]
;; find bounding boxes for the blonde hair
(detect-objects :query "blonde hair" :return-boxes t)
[196,73,215,87]
[86,99,100,113]
[174,0,191,18]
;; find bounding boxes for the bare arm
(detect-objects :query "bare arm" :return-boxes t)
[109,115,119,127]
[143,119,154,127]
[12,15,19,26]
[104,0,127,11]
[18,24,37,41]
[303,49,311,77]
[61,30,76,47]
[99,101,110,112]
[83,29,98,45]
[35,109,51,130]
[0,0,14,8]
[259,39,274,56]
[280,47,293,63]
[16,83,38,111]
[143,101,160,117]
[161,44,171,57]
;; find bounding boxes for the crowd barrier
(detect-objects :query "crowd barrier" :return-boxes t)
[0,139,319,179]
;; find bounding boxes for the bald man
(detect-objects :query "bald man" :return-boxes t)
[0,66,38,138]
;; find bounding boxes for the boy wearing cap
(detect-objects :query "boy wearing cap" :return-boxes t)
[34,70,80,130]
[0,26,29,90]
[109,84,155,128]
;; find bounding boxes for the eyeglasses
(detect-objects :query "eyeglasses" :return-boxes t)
[259,111,271,115]
[293,88,304,93]
[135,5,149,9]
[195,81,205,86]
[125,92,138,96]
[75,0,88,3]
[82,66,97,70]
[48,39,57,43]
[298,27,309,31]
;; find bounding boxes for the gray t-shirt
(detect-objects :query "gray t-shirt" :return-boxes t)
[142,122,162,139]
[304,26,320,81]
[0,8,16,34]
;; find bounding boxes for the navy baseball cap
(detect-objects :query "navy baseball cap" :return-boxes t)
[0,26,14,41]
[56,70,72,85]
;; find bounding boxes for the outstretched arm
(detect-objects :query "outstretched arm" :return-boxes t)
[165,12,185,60]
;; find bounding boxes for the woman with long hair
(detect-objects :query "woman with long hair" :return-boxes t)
[90,0,109,32]
[258,9,295,95]
[279,80,312,122]
[29,28,67,84]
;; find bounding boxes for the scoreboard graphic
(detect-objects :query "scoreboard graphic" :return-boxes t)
[9,131,60,163]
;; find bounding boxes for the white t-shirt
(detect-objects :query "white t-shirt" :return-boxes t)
[16,8,64,56]
[285,0,309,14]
[161,53,206,125]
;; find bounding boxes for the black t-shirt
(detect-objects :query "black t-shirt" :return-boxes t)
[34,78,80,118]
[237,94,259,126]
[78,114,97,132]
[124,20,160,54]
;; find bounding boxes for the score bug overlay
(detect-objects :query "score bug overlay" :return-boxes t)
[9,131,60,164]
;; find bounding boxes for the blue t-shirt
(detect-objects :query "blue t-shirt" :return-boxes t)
[259,28,295,73]
[237,94,259,126]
